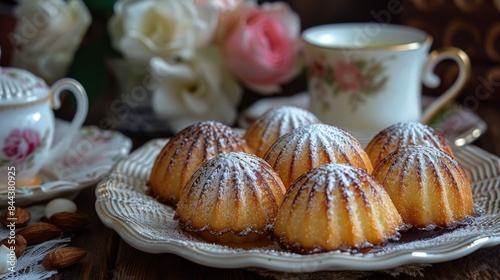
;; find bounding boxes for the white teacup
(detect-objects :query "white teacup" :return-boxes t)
[0,67,88,188]
[302,23,470,131]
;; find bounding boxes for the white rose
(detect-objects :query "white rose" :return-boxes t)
[109,0,217,66]
[12,0,91,84]
[194,0,245,11]
[150,46,242,132]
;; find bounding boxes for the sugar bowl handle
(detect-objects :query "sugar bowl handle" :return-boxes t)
[47,78,88,162]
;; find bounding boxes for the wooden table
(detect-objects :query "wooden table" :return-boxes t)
[50,103,500,280]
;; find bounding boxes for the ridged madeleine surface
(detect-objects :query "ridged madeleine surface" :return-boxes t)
[175,152,286,243]
[264,124,373,188]
[366,122,454,168]
[244,106,320,158]
[149,121,252,206]
[273,164,403,253]
[372,146,474,229]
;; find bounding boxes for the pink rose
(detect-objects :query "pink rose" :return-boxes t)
[334,61,362,91]
[221,2,301,94]
[2,128,42,164]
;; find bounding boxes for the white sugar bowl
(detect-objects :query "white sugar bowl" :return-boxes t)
[0,67,88,188]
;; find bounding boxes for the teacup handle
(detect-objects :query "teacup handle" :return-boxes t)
[420,47,471,124]
[47,78,88,162]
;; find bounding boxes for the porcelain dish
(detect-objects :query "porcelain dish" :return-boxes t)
[0,120,132,207]
[95,132,500,272]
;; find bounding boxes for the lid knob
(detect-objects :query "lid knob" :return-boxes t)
[0,67,49,106]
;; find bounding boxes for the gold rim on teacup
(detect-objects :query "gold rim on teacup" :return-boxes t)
[302,23,433,52]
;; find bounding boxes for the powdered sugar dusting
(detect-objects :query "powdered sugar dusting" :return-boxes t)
[271,124,356,165]
[274,163,402,253]
[305,164,366,195]
[96,136,500,273]
[265,124,371,187]
[244,106,320,157]
[150,121,251,205]
[269,106,320,135]
[179,121,249,154]
[176,152,285,236]
[366,122,454,167]
[373,146,474,229]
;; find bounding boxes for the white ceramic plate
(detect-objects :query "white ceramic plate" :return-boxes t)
[95,134,500,272]
[0,120,132,207]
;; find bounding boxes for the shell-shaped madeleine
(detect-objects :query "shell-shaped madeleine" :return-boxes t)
[264,124,373,188]
[372,146,474,229]
[175,152,286,243]
[366,122,454,168]
[149,121,253,206]
[273,164,403,253]
[244,106,321,158]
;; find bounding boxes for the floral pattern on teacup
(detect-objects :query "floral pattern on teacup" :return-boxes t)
[0,128,49,169]
[309,58,387,111]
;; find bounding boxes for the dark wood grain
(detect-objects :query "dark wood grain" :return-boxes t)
[112,239,261,280]
[50,185,119,280]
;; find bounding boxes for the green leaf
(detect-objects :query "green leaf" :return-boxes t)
[355,60,367,69]
[326,67,334,85]
[333,86,341,96]
[365,64,384,78]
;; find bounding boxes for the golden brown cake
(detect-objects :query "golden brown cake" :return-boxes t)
[264,123,373,188]
[372,145,474,229]
[273,164,403,253]
[365,121,454,168]
[244,106,321,158]
[149,121,253,206]
[175,152,286,243]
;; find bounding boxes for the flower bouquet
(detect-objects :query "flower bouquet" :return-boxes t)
[108,0,302,132]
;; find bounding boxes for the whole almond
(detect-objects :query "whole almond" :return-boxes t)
[42,247,87,270]
[0,235,27,258]
[49,212,89,232]
[16,222,62,245]
[0,207,31,228]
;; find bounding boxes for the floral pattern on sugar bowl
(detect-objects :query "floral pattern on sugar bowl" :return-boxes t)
[0,128,49,170]
[307,56,388,111]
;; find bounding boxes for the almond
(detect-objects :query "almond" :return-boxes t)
[42,247,87,270]
[0,235,27,258]
[16,222,62,245]
[0,207,31,228]
[49,212,89,232]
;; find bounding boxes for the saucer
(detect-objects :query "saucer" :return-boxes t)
[238,93,487,147]
[0,119,132,207]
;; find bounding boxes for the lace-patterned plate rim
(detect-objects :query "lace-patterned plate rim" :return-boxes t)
[95,137,500,273]
[0,119,133,207]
